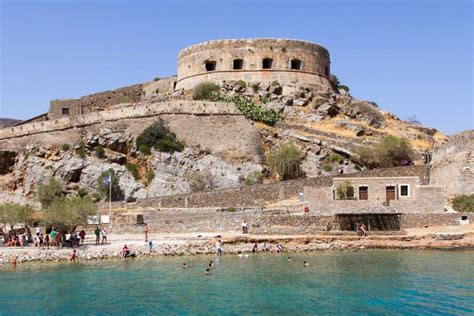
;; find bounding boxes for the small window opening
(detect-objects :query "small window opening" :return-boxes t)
[205,60,216,71]
[233,59,243,70]
[359,186,368,200]
[262,58,273,69]
[136,215,144,224]
[461,216,468,221]
[291,59,302,70]
[325,66,329,76]
[62,108,70,116]
[400,185,409,197]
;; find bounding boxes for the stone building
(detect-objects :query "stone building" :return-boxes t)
[176,38,334,91]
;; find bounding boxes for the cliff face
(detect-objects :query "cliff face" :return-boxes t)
[0,80,447,205]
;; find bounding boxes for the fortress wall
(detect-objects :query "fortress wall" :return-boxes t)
[143,77,177,97]
[0,101,241,141]
[176,38,333,90]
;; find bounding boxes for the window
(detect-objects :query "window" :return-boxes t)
[290,59,302,70]
[359,186,368,200]
[136,215,144,224]
[461,216,468,221]
[262,58,273,69]
[400,185,410,197]
[325,66,329,76]
[61,108,70,116]
[233,59,243,70]
[205,60,216,71]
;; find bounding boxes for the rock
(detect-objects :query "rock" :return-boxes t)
[258,91,270,99]
[330,145,353,158]
[55,155,85,182]
[293,98,308,107]
[313,97,329,108]
[0,150,17,175]
[433,233,464,240]
[268,83,282,95]
[172,89,184,97]
[316,103,339,117]
[282,107,296,117]
[265,102,286,113]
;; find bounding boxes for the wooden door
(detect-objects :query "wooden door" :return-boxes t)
[386,186,396,203]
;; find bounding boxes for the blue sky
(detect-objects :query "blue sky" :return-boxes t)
[1,0,472,134]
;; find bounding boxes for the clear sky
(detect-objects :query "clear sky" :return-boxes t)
[1,0,472,134]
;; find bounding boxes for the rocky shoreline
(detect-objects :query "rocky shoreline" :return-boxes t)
[1,233,473,265]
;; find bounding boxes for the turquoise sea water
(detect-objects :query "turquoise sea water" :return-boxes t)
[1,250,473,315]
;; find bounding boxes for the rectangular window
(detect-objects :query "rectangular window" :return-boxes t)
[400,185,409,197]
[359,186,368,200]
[62,108,70,116]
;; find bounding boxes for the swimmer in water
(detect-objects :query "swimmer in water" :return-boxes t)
[205,268,210,275]
[288,256,292,262]
[11,256,17,265]
[70,249,77,262]
[303,261,309,267]
[209,260,214,268]
[182,263,187,269]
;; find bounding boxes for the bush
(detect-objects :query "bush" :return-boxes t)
[244,171,263,185]
[227,207,236,212]
[356,102,384,122]
[355,136,414,169]
[186,170,216,192]
[36,178,63,209]
[452,194,474,212]
[267,143,302,180]
[61,143,70,151]
[145,169,155,184]
[153,77,160,81]
[237,80,246,89]
[331,74,350,92]
[323,165,333,172]
[76,142,86,159]
[77,188,89,198]
[329,153,343,163]
[336,180,355,200]
[95,146,105,158]
[192,82,220,100]
[136,119,184,154]
[126,196,137,203]
[96,169,123,202]
[155,88,160,94]
[251,82,260,92]
[211,93,282,125]
[126,163,140,180]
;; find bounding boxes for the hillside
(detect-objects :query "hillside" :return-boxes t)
[0,79,447,206]
[0,118,21,129]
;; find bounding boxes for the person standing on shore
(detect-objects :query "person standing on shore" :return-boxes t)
[94,226,100,245]
[216,240,222,256]
[79,230,86,245]
[144,223,149,242]
[101,227,108,244]
[50,228,57,247]
[148,239,153,253]
[70,249,77,262]
[35,227,41,237]
[56,230,62,248]
[242,220,248,234]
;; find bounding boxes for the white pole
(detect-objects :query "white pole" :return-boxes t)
[109,172,112,213]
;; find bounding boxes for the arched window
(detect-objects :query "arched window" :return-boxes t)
[290,59,302,70]
[205,60,216,71]
[233,59,243,70]
[262,58,273,69]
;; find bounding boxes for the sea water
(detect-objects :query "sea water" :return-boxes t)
[0,250,473,315]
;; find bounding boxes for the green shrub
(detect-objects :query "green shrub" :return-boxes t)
[155,88,160,94]
[323,165,333,172]
[77,188,89,198]
[452,194,474,212]
[145,169,155,184]
[251,82,260,92]
[136,119,184,154]
[76,142,86,159]
[354,164,362,171]
[329,153,343,163]
[95,145,105,158]
[61,143,70,151]
[96,169,123,202]
[237,80,246,89]
[192,82,220,100]
[211,93,282,125]
[126,163,140,180]
[267,143,302,180]
[227,207,236,212]
[126,196,137,203]
[356,102,384,121]
[244,171,263,185]
[338,85,350,92]
[355,136,414,169]
[331,74,350,92]
[153,77,160,81]
[336,180,355,200]
[368,101,379,108]
[36,178,63,209]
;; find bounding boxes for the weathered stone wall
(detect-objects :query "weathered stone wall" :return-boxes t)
[400,213,470,228]
[176,38,333,91]
[48,83,144,120]
[430,130,474,197]
[143,77,177,97]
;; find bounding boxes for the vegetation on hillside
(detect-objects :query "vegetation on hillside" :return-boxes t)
[356,136,414,169]
[244,171,264,185]
[336,181,355,200]
[192,82,220,100]
[267,143,303,180]
[452,194,474,212]
[136,119,184,154]
[330,74,350,92]
[96,169,123,201]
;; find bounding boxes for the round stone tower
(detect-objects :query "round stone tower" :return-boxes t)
[176,38,333,91]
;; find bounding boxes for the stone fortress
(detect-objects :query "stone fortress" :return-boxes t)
[0,38,471,235]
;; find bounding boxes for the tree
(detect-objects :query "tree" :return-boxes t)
[267,143,303,180]
[36,178,63,209]
[43,196,97,236]
[336,181,355,200]
[97,169,123,201]
[136,120,184,154]
[356,136,414,169]
[0,203,35,241]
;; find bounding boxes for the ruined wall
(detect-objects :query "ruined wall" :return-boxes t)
[401,213,470,228]
[176,38,333,91]
[143,77,177,97]
[430,130,474,197]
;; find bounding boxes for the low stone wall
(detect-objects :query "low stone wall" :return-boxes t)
[400,213,470,228]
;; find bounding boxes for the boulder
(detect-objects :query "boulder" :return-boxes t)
[265,102,286,113]
[293,98,308,107]
[316,103,339,117]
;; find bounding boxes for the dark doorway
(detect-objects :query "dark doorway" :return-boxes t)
[205,61,216,71]
[233,59,243,70]
[262,58,273,69]
[386,186,396,203]
[359,186,368,200]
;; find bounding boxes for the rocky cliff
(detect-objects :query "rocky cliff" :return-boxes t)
[0,79,447,206]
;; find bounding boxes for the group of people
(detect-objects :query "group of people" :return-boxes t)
[251,242,283,253]
[3,234,27,247]
[94,226,108,245]
[356,223,368,236]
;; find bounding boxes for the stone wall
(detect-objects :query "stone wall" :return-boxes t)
[48,83,144,120]
[143,77,177,97]
[176,38,333,91]
[400,213,470,228]
[430,130,474,197]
